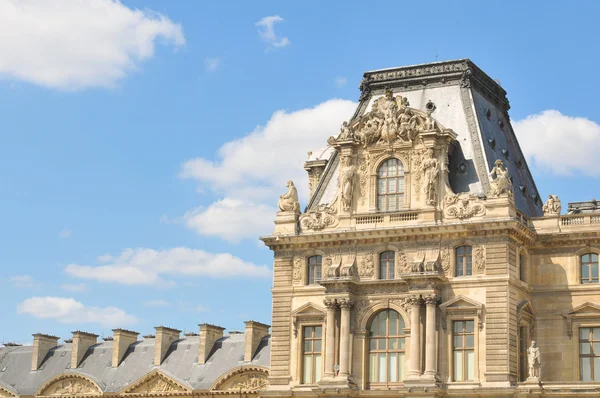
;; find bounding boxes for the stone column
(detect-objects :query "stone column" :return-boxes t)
[339,299,353,377]
[407,296,422,378]
[423,294,438,379]
[324,299,337,378]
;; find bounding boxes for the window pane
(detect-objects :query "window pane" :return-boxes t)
[594,328,600,340]
[389,178,397,192]
[398,177,405,191]
[314,355,322,383]
[467,350,475,381]
[314,326,322,338]
[378,196,385,211]
[582,264,590,282]
[389,316,398,336]
[388,161,396,176]
[399,352,405,381]
[594,357,600,382]
[369,339,377,350]
[581,357,592,381]
[388,197,397,211]
[592,254,599,262]
[314,339,322,352]
[593,264,599,280]
[389,338,398,350]
[466,321,475,333]
[315,265,321,281]
[304,340,312,352]
[581,328,590,340]
[303,355,312,384]
[581,343,591,355]
[369,353,377,382]
[378,339,386,350]
[583,254,590,263]
[379,314,386,336]
[378,354,386,381]
[454,351,463,381]
[378,163,387,177]
[466,335,474,348]
[454,321,463,333]
[399,337,406,350]
[466,255,472,276]
[305,326,313,336]
[389,353,398,382]
[456,261,463,277]
[378,178,386,193]
[454,335,463,349]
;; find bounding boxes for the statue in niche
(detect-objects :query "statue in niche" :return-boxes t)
[527,341,541,379]
[421,149,439,205]
[489,159,513,197]
[340,156,356,212]
[278,180,300,213]
[542,194,561,216]
[380,90,400,144]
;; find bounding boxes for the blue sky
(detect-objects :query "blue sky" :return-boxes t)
[1,0,599,343]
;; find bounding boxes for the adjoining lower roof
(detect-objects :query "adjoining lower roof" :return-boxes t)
[567,200,600,214]
[0,333,270,395]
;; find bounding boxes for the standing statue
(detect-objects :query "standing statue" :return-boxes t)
[421,149,439,205]
[527,341,541,380]
[489,159,513,197]
[542,194,562,216]
[278,180,300,213]
[340,156,356,212]
[338,121,353,141]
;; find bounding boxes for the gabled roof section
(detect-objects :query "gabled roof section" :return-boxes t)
[567,302,600,316]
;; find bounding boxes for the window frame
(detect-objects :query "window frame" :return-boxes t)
[367,309,407,388]
[376,158,406,212]
[518,325,529,382]
[307,255,322,285]
[451,320,476,382]
[301,325,323,385]
[519,249,528,283]
[580,253,599,284]
[378,251,395,280]
[455,246,473,277]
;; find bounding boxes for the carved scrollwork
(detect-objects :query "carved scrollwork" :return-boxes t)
[444,193,486,219]
[299,203,339,231]
[474,246,486,274]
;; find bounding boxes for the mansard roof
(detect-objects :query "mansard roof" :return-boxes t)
[307,59,542,218]
[567,199,600,214]
[0,333,269,395]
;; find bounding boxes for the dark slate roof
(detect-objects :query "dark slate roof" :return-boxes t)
[0,333,269,395]
[567,200,600,214]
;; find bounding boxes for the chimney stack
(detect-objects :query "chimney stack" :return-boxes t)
[244,321,270,362]
[112,329,139,367]
[154,326,181,366]
[71,331,98,369]
[31,334,59,371]
[198,324,224,365]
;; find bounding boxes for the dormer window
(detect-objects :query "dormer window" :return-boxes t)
[377,159,405,211]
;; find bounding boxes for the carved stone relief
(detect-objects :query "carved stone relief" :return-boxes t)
[411,148,428,201]
[441,247,451,276]
[292,257,303,283]
[39,377,100,396]
[299,203,339,231]
[542,194,561,216]
[216,370,270,391]
[325,256,339,279]
[358,253,374,279]
[339,156,356,212]
[357,152,370,205]
[474,246,486,274]
[229,375,269,391]
[128,375,184,394]
[444,193,486,219]
[395,250,409,275]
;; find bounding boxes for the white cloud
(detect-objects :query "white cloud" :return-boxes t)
[204,57,221,72]
[183,199,275,242]
[144,299,170,307]
[514,110,600,176]
[17,296,136,327]
[333,76,347,88]
[179,303,209,313]
[0,0,184,90]
[61,283,87,293]
[11,275,36,288]
[255,15,290,50]
[179,99,356,240]
[58,227,72,239]
[64,247,271,286]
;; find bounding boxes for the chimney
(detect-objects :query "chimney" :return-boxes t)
[71,331,98,369]
[112,329,139,367]
[198,324,224,365]
[244,321,270,362]
[31,334,59,371]
[154,326,181,366]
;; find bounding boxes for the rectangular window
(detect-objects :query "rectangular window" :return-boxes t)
[519,253,527,282]
[580,327,600,381]
[455,246,473,277]
[453,320,475,381]
[302,326,322,384]
[519,326,528,382]
[581,254,599,284]
[307,256,322,285]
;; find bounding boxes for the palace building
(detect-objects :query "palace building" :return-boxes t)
[2,59,600,398]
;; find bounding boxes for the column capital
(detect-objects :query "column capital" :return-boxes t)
[339,298,354,309]
[324,298,337,309]
[407,296,422,307]
[423,293,439,306]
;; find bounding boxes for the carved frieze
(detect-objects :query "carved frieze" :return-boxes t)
[444,193,486,219]
[474,246,486,274]
[230,375,268,391]
[39,377,101,396]
[299,203,339,231]
[292,257,303,283]
[358,253,374,279]
[395,250,409,275]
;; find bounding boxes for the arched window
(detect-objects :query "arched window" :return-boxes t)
[379,251,395,280]
[307,255,322,285]
[581,253,599,284]
[455,246,472,277]
[368,309,406,385]
[377,159,405,211]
